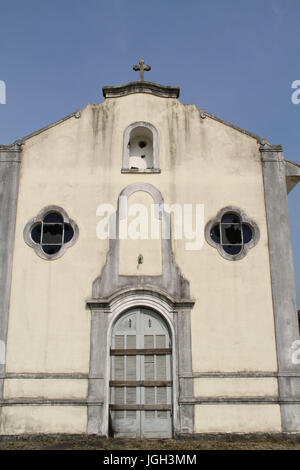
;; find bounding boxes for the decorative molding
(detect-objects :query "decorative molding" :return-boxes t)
[3,373,89,379]
[180,398,300,405]
[189,372,278,378]
[5,371,300,380]
[4,398,300,406]
[87,286,195,311]
[0,399,102,406]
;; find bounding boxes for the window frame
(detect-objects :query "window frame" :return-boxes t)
[205,206,259,261]
[24,205,79,260]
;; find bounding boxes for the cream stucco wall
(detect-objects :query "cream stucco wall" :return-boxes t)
[193,378,278,398]
[3,91,278,433]
[194,404,281,433]
[3,379,88,400]
[0,406,87,434]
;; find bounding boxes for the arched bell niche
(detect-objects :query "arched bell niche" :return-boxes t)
[122,122,160,173]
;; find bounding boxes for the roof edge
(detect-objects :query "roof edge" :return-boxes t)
[21,110,81,143]
[284,158,300,171]
[200,109,262,143]
[0,99,285,153]
[285,158,300,193]
[0,110,82,147]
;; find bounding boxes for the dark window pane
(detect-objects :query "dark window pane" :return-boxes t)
[42,245,61,255]
[43,212,63,223]
[210,224,220,243]
[31,223,42,243]
[223,245,242,255]
[221,223,242,245]
[63,224,74,243]
[42,224,63,244]
[221,212,240,223]
[242,224,253,244]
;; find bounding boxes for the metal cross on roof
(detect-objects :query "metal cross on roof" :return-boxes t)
[133,59,151,81]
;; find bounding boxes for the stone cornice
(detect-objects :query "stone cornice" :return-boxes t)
[0,142,22,152]
[102,81,180,99]
[259,139,283,153]
[0,144,22,162]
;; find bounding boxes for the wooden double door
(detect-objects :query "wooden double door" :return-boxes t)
[110,308,173,438]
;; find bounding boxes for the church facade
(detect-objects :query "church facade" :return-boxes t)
[0,63,300,437]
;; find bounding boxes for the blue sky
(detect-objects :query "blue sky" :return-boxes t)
[1,0,300,303]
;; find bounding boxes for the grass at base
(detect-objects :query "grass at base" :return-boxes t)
[0,434,300,450]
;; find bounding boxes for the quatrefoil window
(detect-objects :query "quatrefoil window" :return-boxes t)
[24,206,78,260]
[205,207,259,260]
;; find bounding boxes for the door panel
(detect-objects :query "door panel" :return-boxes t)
[110,308,172,438]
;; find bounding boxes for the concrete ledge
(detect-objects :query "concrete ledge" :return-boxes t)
[121,168,161,174]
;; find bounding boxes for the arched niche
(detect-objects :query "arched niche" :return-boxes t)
[122,122,160,173]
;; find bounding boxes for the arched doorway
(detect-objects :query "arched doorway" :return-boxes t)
[109,308,173,438]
